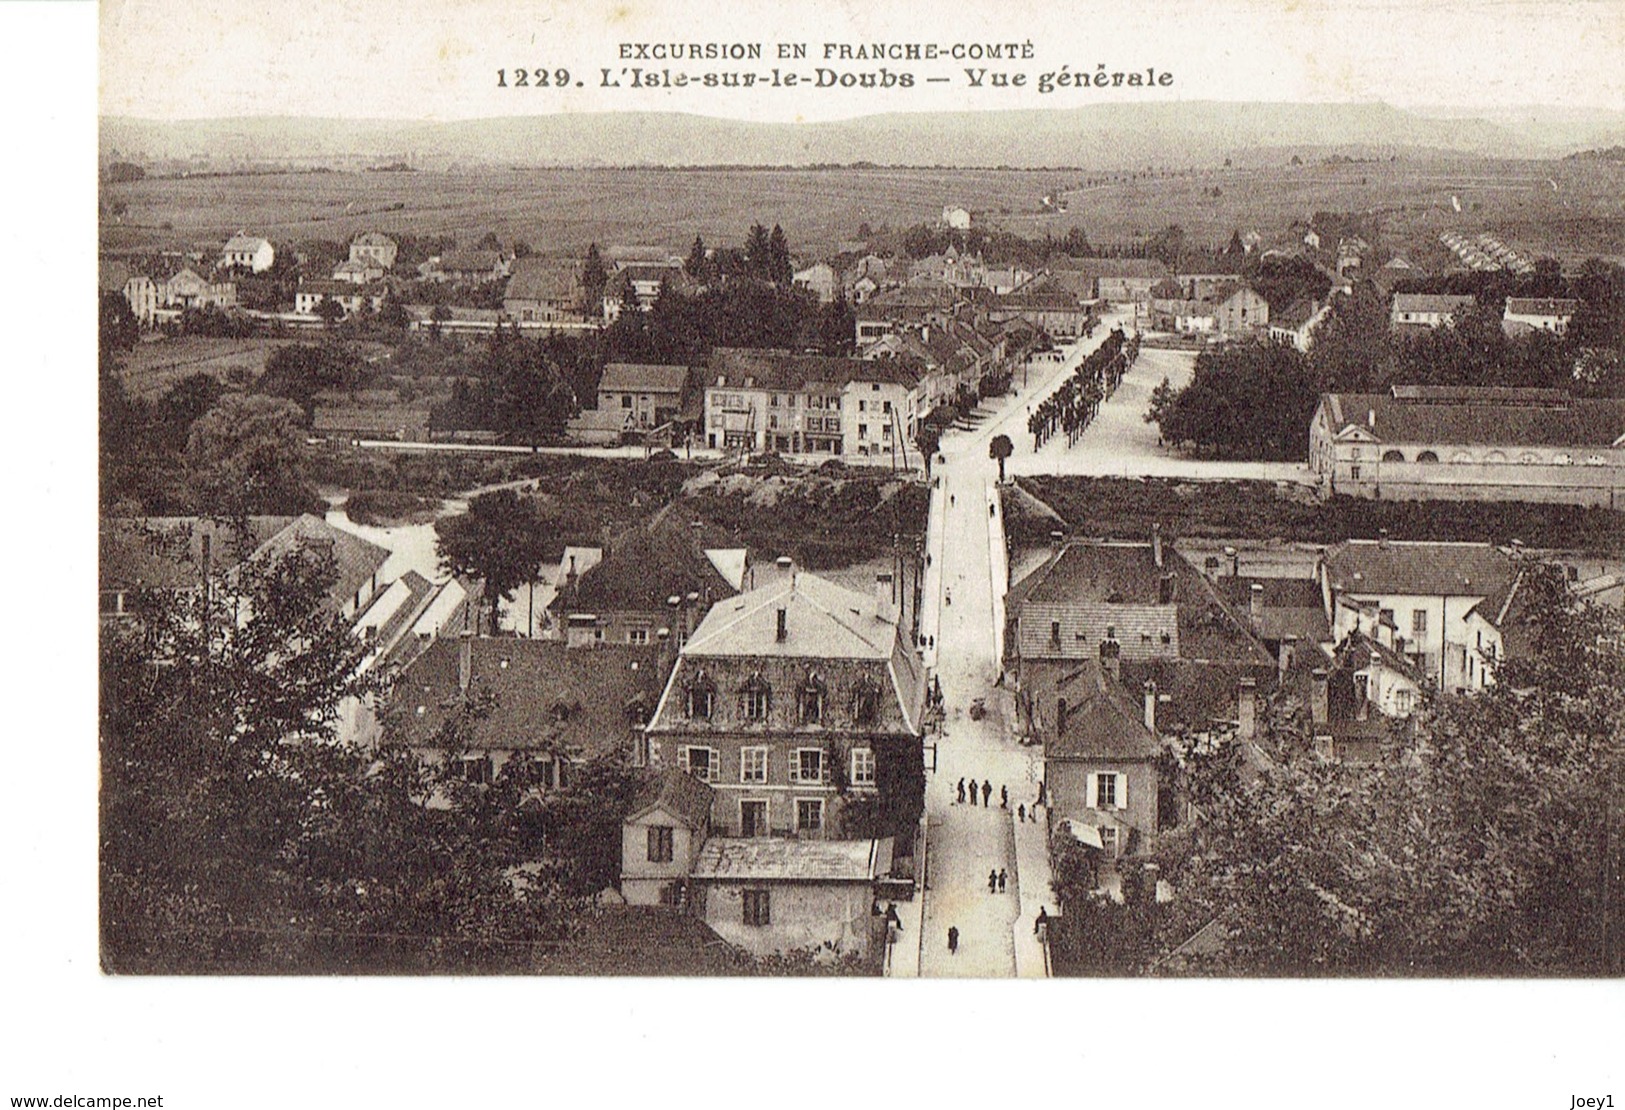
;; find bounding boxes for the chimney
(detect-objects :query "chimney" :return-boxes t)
[1310,668,1329,725]
[1056,697,1068,734]
[1152,523,1164,569]
[1099,639,1121,682]
[876,571,896,621]
[776,607,788,642]
[1249,581,1265,633]
[1278,634,1297,681]
[1142,680,1157,733]
[1158,572,1176,606]
[1237,677,1257,740]
[1224,545,1239,578]
[458,630,473,694]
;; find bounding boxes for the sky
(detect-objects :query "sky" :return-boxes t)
[99,0,1625,122]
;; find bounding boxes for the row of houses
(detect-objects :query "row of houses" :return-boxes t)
[1003,527,1612,859]
[1390,293,1581,336]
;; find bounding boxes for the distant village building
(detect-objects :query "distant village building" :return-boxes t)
[220,233,275,273]
[161,268,236,311]
[99,260,159,324]
[420,250,509,284]
[792,262,838,303]
[295,281,387,317]
[348,231,398,270]
[1309,386,1625,508]
[1390,293,1475,331]
[941,205,972,230]
[503,257,588,323]
[1502,297,1579,337]
[332,258,386,284]
[1046,257,1170,303]
[1268,298,1331,352]
[597,363,693,431]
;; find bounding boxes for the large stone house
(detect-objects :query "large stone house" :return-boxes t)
[1502,297,1579,337]
[597,363,692,431]
[503,257,588,323]
[220,233,275,273]
[702,347,922,456]
[1309,386,1625,508]
[643,566,926,839]
[1390,293,1475,331]
[348,232,398,270]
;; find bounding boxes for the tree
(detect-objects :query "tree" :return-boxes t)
[186,393,320,516]
[684,234,710,283]
[580,243,608,317]
[916,425,942,476]
[1144,340,1319,461]
[100,290,138,352]
[989,434,1014,482]
[767,224,794,286]
[314,297,345,327]
[435,489,548,631]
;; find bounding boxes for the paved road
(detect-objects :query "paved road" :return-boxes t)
[913,319,1127,977]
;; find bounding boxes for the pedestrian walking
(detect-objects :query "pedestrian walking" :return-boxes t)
[1000,785,1009,809]
[990,503,996,517]
[988,869,998,894]
[998,869,1007,893]
[982,780,992,806]
[950,494,956,506]
[1018,803,1026,823]
[1034,906,1049,936]
[885,903,902,932]
[945,587,952,606]
[956,778,966,804]
[948,926,959,954]
[967,784,977,807]
[1036,781,1047,807]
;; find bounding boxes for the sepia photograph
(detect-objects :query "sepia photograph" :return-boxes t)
[11,0,1625,1102]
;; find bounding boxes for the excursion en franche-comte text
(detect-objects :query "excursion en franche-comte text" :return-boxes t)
[495,41,1175,94]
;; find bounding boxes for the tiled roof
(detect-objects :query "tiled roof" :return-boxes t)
[1272,299,1321,331]
[552,518,734,614]
[247,514,391,613]
[690,837,882,882]
[222,234,269,253]
[1324,540,1517,607]
[505,257,582,302]
[599,362,690,394]
[1215,576,1330,644]
[627,766,715,829]
[352,232,395,247]
[1046,661,1163,761]
[708,348,922,391]
[568,409,631,433]
[385,638,669,756]
[1392,293,1475,314]
[1319,391,1625,449]
[1504,298,1579,316]
[101,516,294,592]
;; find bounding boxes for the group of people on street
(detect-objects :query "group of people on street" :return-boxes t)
[987,868,1008,894]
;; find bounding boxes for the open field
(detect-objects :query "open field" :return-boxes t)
[99,166,1067,261]
[100,157,1625,266]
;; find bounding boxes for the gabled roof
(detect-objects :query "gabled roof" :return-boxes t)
[505,257,583,302]
[1324,540,1516,607]
[1504,297,1579,316]
[683,570,900,661]
[599,362,690,394]
[690,837,883,882]
[1392,293,1475,314]
[1046,661,1162,761]
[1271,298,1325,331]
[247,514,391,612]
[627,766,715,829]
[352,231,395,247]
[1215,576,1330,644]
[1318,390,1625,449]
[385,638,669,755]
[222,234,269,253]
[551,517,734,615]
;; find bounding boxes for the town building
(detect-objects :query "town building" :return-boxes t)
[420,250,509,284]
[703,347,922,457]
[99,260,159,324]
[941,205,972,230]
[295,281,387,317]
[503,257,588,323]
[220,233,275,273]
[384,636,670,787]
[1045,257,1170,303]
[1309,386,1625,507]
[621,766,716,906]
[792,262,838,303]
[1268,298,1331,351]
[643,566,926,840]
[1320,538,1522,694]
[332,258,386,284]
[160,268,236,311]
[597,363,692,431]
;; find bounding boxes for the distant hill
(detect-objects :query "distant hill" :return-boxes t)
[100,101,1625,171]
[1565,145,1625,163]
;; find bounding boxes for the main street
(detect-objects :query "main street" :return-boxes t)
[913,315,1127,976]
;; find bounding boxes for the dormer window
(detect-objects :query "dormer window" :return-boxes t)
[742,673,771,721]
[852,680,881,726]
[799,673,827,724]
[685,669,716,720]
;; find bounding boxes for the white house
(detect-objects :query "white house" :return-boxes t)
[220,234,275,273]
[1502,297,1579,337]
[941,205,972,230]
[1390,293,1476,331]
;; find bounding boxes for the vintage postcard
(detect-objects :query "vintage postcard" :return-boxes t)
[25,0,1625,1101]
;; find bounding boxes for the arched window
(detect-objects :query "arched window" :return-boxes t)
[1381,449,1405,463]
[1451,451,1473,464]
[741,673,771,721]
[799,672,827,724]
[1416,450,1439,463]
[684,668,715,720]
[1484,451,1506,464]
